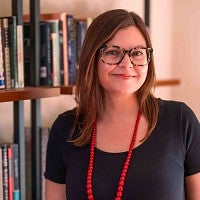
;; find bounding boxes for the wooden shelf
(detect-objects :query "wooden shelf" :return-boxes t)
[0,87,60,102]
[60,85,76,94]
[155,79,180,87]
[59,79,180,95]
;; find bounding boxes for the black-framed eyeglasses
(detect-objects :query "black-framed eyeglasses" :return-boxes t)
[100,45,153,66]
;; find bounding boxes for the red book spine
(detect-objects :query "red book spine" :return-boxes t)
[7,147,14,200]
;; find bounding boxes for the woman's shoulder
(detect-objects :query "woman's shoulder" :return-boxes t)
[158,98,199,123]
[50,108,77,139]
[54,108,77,126]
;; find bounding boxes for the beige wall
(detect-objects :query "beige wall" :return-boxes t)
[173,0,200,120]
[0,0,199,143]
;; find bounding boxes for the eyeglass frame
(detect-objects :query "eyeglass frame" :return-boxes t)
[99,45,153,66]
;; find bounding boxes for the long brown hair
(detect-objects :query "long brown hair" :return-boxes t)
[73,9,159,146]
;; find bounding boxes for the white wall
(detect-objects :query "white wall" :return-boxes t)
[173,0,200,120]
[151,0,177,100]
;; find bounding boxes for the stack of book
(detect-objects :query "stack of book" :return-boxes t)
[0,143,20,200]
[0,16,24,89]
[23,13,92,87]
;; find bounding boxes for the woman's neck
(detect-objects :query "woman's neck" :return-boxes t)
[100,93,139,123]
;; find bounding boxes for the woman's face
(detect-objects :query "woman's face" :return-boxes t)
[98,26,148,96]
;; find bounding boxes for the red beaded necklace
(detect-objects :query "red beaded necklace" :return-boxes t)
[86,109,142,200]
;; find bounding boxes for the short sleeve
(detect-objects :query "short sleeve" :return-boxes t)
[182,103,200,176]
[44,110,76,184]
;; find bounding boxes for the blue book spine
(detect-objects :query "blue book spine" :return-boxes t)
[67,15,76,85]
[13,190,20,200]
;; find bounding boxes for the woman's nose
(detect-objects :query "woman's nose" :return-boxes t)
[118,53,134,68]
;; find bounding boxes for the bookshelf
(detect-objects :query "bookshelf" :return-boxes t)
[0,0,61,200]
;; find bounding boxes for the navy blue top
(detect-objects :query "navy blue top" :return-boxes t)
[45,99,200,200]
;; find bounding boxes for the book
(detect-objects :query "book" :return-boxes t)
[11,144,20,200]
[75,19,87,69]
[23,22,31,86]
[0,147,3,200]
[40,21,52,85]
[67,14,76,85]
[1,17,11,89]
[48,20,61,86]
[7,16,18,89]
[1,144,9,200]
[7,146,14,200]
[16,24,24,88]
[0,19,5,89]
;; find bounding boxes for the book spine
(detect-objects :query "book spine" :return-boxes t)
[49,20,61,86]
[60,13,69,85]
[75,19,87,70]
[7,146,14,200]
[17,25,24,88]
[0,19,5,89]
[23,22,31,86]
[1,144,9,200]
[8,16,18,88]
[40,21,52,85]
[58,20,64,85]
[11,144,20,200]
[0,147,3,200]
[1,17,11,89]
[67,15,76,85]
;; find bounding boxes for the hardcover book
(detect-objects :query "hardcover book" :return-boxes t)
[1,144,9,200]
[1,17,11,89]
[0,19,5,89]
[0,147,3,200]
[7,16,18,89]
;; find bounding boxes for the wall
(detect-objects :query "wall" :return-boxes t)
[173,0,200,120]
[151,0,177,99]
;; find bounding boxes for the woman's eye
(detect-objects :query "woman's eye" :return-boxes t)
[106,50,120,56]
[132,50,143,57]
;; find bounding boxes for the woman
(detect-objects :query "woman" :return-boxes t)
[45,9,200,199]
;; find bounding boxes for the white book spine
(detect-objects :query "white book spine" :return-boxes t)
[17,25,24,88]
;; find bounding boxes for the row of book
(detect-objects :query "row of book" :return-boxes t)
[0,127,50,200]
[0,16,24,89]
[0,13,92,89]
[0,144,20,200]
[23,13,92,86]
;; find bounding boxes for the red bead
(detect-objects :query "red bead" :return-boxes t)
[88,194,94,200]
[116,191,122,197]
[121,172,126,177]
[87,189,92,195]
[119,180,124,186]
[86,183,92,189]
[118,186,123,192]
